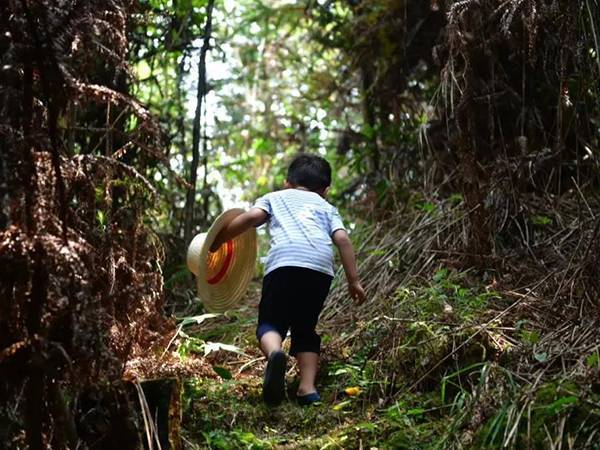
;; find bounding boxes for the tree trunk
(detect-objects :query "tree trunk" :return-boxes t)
[360,64,379,175]
[183,0,215,244]
[456,48,491,261]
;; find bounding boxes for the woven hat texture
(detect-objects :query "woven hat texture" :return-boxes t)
[186,208,257,312]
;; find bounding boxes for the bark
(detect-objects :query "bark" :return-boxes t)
[360,64,380,174]
[184,0,215,244]
[21,0,68,241]
[21,59,37,235]
[25,241,48,450]
[456,47,491,260]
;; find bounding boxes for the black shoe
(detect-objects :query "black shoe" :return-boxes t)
[263,350,287,406]
[297,391,321,406]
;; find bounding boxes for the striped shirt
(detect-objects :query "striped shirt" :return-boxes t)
[253,189,346,276]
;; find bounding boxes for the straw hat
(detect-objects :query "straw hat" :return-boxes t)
[186,208,257,312]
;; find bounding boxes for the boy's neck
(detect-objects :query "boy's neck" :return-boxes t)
[289,185,326,198]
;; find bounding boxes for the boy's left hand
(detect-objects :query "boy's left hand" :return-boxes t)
[348,281,366,304]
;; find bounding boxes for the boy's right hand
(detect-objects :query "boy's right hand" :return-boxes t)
[348,280,366,304]
[208,208,268,253]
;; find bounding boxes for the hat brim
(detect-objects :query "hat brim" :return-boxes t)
[191,208,257,312]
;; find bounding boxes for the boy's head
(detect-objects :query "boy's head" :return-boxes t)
[286,153,332,194]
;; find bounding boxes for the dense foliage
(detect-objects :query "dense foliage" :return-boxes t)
[1,1,169,447]
[1,0,599,448]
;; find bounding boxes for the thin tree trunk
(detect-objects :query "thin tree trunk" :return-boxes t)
[360,64,379,174]
[25,241,48,450]
[184,0,215,244]
[456,47,491,261]
[175,56,187,238]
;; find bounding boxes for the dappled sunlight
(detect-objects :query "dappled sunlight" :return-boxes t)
[2,0,599,448]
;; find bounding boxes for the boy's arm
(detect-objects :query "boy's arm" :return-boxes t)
[332,229,366,303]
[209,208,268,252]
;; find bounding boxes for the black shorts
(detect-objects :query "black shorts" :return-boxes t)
[256,266,333,356]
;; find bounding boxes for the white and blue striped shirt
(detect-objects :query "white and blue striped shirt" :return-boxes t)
[253,189,346,277]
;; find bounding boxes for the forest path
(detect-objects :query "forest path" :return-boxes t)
[179,284,392,449]
[178,266,506,449]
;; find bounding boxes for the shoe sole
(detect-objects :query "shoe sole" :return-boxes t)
[263,351,287,406]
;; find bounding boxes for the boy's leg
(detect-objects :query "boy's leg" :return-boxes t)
[260,330,282,357]
[257,268,292,406]
[257,326,287,406]
[256,269,289,355]
[289,269,332,401]
[296,352,319,395]
[290,268,332,397]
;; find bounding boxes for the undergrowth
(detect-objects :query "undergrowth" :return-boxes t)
[177,270,600,449]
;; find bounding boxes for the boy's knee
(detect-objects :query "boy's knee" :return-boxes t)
[256,323,284,342]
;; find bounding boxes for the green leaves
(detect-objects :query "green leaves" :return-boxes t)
[586,351,599,368]
[177,334,245,358]
[251,137,275,155]
[202,429,271,449]
[433,267,448,282]
[175,313,246,358]
[212,365,232,380]
[134,60,152,80]
[542,395,578,416]
[520,329,541,345]
[96,210,106,231]
[178,313,221,327]
[532,215,552,226]
[440,362,487,403]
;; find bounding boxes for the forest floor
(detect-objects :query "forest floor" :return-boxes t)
[168,194,600,449]
[175,273,600,450]
[177,289,436,450]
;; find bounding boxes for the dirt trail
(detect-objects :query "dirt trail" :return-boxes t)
[177,288,386,449]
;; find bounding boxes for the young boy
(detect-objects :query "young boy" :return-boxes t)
[210,153,366,406]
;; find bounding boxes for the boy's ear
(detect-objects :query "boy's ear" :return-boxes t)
[284,180,292,189]
[321,186,330,197]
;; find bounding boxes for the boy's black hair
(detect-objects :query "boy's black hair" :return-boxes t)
[286,153,332,192]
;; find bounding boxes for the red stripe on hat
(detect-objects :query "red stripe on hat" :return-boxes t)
[207,240,234,285]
